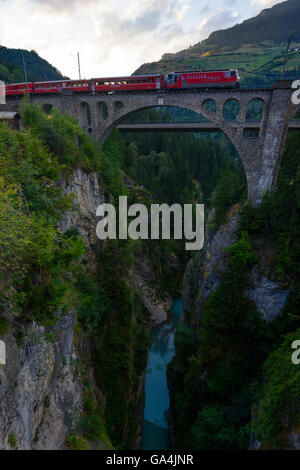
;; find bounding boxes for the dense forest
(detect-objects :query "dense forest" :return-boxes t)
[1,0,300,452]
[0,46,66,83]
[0,98,249,449]
[0,101,152,449]
[168,127,300,450]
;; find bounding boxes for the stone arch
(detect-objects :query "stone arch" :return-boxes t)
[114,101,125,113]
[96,101,108,125]
[245,98,265,122]
[222,98,240,122]
[202,99,217,113]
[79,101,91,128]
[42,103,53,115]
[100,103,250,197]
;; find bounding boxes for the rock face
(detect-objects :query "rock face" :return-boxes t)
[59,168,105,246]
[0,311,82,450]
[0,167,103,450]
[0,166,173,449]
[182,214,239,327]
[182,213,289,327]
[180,212,294,450]
[247,273,289,322]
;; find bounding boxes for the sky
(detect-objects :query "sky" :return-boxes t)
[0,0,285,78]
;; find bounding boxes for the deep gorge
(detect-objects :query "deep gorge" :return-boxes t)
[0,101,299,450]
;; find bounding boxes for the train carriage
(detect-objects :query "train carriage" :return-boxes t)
[6,82,34,96]
[34,80,90,94]
[91,74,164,93]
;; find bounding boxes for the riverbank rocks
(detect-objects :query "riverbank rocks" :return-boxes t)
[133,251,172,325]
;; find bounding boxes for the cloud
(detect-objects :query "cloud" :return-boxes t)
[29,0,102,12]
[250,0,286,7]
[0,0,285,79]
[198,9,243,38]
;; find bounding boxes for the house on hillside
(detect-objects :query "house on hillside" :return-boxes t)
[0,112,22,130]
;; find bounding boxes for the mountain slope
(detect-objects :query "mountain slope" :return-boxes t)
[205,0,300,47]
[0,45,67,83]
[134,0,300,87]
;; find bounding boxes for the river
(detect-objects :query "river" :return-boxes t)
[141,298,183,450]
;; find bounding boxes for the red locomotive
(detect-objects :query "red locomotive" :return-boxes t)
[165,69,239,89]
[4,69,239,97]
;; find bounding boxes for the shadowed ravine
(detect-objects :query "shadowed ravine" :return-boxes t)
[141,298,183,450]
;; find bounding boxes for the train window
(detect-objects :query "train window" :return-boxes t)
[231,71,236,77]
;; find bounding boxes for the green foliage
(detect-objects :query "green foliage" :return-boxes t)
[169,230,276,449]
[227,230,258,270]
[19,101,100,173]
[102,129,128,200]
[252,328,300,449]
[211,163,247,228]
[0,121,71,217]
[8,433,17,449]
[91,239,149,448]
[0,46,66,82]
[73,392,113,449]
[170,129,300,450]
[240,129,300,280]
[190,405,250,450]
[0,102,149,451]
[0,315,9,335]
[76,271,111,332]
[66,435,90,450]
[122,123,244,207]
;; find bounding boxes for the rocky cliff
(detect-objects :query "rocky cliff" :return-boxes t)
[171,207,298,450]
[0,166,173,450]
[182,212,289,329]
[0,167,103,450]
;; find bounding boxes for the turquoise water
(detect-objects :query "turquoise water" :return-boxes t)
[141,298,183,450]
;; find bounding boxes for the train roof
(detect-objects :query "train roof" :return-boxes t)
[34,80,82,84]
[91,74,163,80]
[171,69,237,74]
[7,82,33,86]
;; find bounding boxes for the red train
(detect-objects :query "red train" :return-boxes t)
[165,69,240,89]
[5,69,239,97]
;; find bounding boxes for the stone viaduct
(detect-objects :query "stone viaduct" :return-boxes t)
[2,80,300,203]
